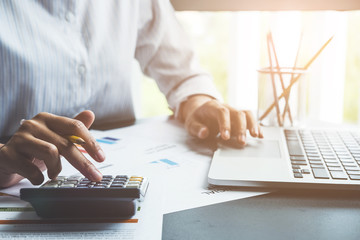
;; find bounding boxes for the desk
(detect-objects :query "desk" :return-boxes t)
[2,117,360,239]
[159,120,360,240]
[163,184,360,240]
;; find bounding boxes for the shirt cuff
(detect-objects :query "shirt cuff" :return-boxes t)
[166,75,223,119]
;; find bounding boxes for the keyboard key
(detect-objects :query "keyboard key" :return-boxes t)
[309,162,323,165]
[292,165,301,169]
[328,166,343,171]
[339,160,355,164]
[312,168,330,179]
[290,156,307,161]
[293,169,301,173]
[301,169,311,174]
[311,164,325,168]
[294,173,303,178]
[324,159,339,163]
[329,171,347,180]
[346,170,360,175]
[344,166,360,171]
[326,163,341,167]
[291,161,307,166]
[342,163,358,167]
[320,150,333,155]
[309,160,322,164]
[287,141,304,156]
[349,175,360,180]
[306,151,320,155]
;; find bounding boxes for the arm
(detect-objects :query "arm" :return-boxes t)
[135,0,262,144]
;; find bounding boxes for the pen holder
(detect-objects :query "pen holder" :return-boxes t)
[257,67,307,127]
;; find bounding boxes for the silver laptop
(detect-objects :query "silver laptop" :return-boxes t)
[208,127,360,190]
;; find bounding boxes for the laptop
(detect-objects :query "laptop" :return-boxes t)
[208,127,360,190]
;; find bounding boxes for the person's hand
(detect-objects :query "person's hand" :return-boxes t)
[180,95,263,145]
[0,110,105,188]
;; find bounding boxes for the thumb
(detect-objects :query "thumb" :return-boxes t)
[186,119,209,139]
[74,110,95,129]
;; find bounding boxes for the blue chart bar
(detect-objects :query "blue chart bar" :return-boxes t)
[96,139,116,144]
[103,137,120,141]
[160,159,178,166]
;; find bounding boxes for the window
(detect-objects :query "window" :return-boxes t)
[139,10,360,126]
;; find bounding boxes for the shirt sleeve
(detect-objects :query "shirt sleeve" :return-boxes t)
[135,0,223,118]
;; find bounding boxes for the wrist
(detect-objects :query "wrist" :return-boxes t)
[179,94,214,122]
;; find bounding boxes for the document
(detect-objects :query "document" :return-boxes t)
[0,117,267,238]
[86,118,267,214]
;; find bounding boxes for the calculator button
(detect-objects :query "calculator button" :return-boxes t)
[48,180,62,185]
[41,184,59,188]
[102,175,113,180]
[77,183,88,187]
[63,180,78,184]
[129,177,143,181]
[95,183,108,186]
[60,184,75,188]
[126,184,140,188]
[111,183,125,187]
[116,175,128,179]
[113,179,126,182]
[80,180,91,184]
[128,181,141,184]
[93,186,106,188]
[67,176,82,181]
[55,176,67,181]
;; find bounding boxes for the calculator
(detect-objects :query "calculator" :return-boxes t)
[20,175,149,219]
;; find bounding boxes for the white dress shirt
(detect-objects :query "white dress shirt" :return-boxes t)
[0,0,221,138]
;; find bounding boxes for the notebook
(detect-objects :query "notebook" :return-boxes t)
[208,127,360,190]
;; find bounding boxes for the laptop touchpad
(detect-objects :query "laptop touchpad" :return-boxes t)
[219,140,281,158]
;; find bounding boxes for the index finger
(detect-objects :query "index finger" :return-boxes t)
[34,113,105,163]
[203,101,231,140]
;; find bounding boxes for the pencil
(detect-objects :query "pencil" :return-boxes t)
[259,36,334,121]
[67,135,86,145]
[266,33,283,126]
[269,32,292,125]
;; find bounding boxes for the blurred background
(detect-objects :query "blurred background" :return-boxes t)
[136,2,360,125]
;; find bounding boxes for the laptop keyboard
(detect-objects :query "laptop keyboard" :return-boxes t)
[285,129,360,180]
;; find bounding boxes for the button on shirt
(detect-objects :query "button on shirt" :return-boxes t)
[0,0,221,137]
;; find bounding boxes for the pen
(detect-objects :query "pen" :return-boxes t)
[67,135,86,145]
